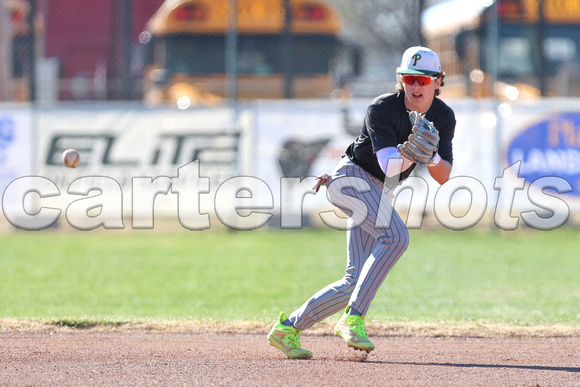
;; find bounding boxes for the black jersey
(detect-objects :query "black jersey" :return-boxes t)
[345,91,455,187]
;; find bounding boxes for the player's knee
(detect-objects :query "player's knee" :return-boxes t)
[393,234,410,253]
[393,224,410,250]
[342,273,358,288]
[399,227,410,252]
[376,230,409,254]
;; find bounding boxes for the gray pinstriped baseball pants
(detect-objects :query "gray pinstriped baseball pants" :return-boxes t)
[288,157,409,330]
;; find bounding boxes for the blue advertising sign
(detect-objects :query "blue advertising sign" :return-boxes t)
[0,115,15,163]
[507,113,580,197]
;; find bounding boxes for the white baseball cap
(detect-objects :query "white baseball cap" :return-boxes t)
[397,46,441,75]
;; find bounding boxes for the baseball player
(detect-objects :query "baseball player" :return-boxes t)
[267,46,456,359]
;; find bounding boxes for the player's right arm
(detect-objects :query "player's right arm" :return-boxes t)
[376,147,413,177]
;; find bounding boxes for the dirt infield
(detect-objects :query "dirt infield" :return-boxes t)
[1,322,579,386]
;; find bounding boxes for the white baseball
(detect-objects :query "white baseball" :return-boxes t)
[62,148,80,168]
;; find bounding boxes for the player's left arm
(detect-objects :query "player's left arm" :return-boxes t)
[428,111,455,185]
[428,157,451,184]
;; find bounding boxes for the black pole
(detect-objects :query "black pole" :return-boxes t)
[27,0,36,102]
[537,0,547,96]
[283,0,293,99]
[120,0,133,99]
[418,0,425,46]
[226,0,238,101]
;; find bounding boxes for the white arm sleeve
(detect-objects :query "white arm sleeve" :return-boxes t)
[376,147,413,177]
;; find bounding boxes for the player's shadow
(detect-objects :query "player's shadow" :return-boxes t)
[365,361,580,373]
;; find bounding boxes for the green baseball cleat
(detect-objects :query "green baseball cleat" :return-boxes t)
[334,313,375,352]
[267,312,313,359]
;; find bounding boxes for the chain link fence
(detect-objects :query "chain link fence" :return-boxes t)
[1,0,364,105]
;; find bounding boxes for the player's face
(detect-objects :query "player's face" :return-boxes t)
[400,75,440,113]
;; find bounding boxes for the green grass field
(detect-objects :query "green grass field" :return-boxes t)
[1,227,579,327]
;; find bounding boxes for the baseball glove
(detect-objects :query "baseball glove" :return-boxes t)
[397,111,440,165]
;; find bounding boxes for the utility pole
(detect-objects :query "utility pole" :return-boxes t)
[537,0,547,96]
[417,0,425,46]
[0,0,13,100]
[119,0,132,99]
[226,0,237,101]
[283,0,293,99]
[490,0,503,182]
[27,0,36,102]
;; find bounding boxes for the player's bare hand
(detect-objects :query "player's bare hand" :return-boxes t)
[313,174,330,193]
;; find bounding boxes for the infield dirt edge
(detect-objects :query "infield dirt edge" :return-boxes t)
[1,319,579,338]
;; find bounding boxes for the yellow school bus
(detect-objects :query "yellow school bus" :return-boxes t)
[423,0,580,99]
[142,0,360,107]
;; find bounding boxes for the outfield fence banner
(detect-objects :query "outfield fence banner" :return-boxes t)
[1,99,580,231]
[5,105,251,229]
[251,99,359,226]
[253,99,580,230]
[0,106,33,214]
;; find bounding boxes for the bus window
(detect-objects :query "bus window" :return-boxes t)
[165,35,226,74]
[498,37,534,77]
[237,37,274,75]
[163,34,338,76]
[545,37,576,63]
[292,35,338,74]
[238,51,273,75]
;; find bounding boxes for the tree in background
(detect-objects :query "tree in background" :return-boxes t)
[328,0,429,54]
[325,0,432,94]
